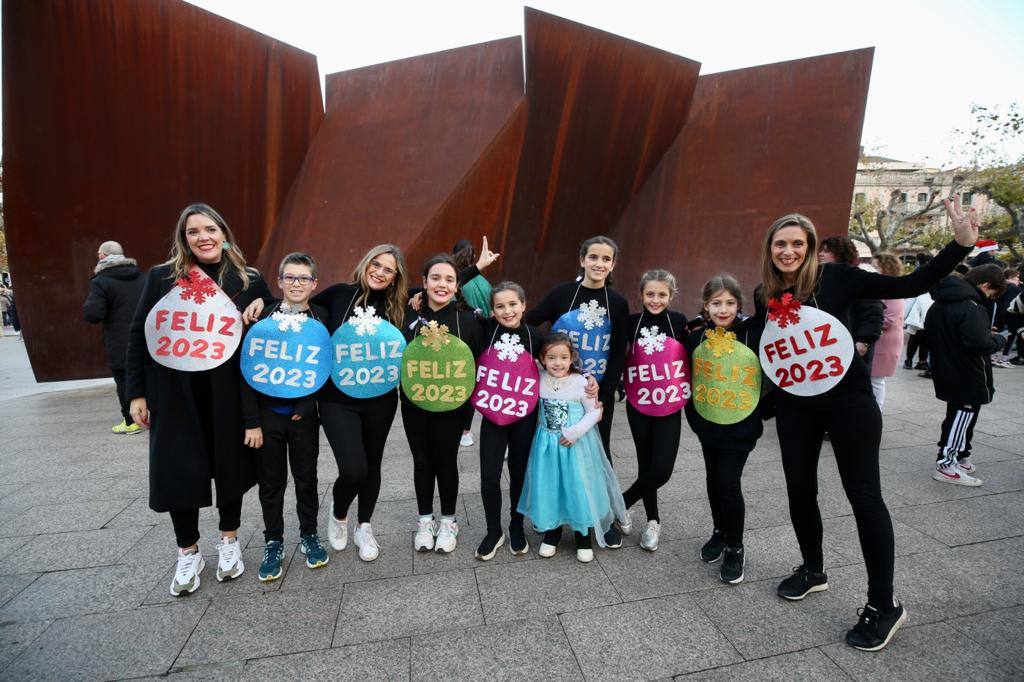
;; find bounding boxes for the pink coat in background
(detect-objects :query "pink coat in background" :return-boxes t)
[872,298,905,377]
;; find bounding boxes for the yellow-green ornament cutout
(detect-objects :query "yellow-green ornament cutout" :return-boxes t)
[692,327,761,425]
[401,320,476,412]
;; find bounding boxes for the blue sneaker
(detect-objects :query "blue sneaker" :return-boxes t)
[258,540,284,582]
[300,534,329,569]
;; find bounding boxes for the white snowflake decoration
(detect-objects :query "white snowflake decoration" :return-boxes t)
[271,309,307,333]
[577,300,608,330]
[348,306,382,336]
[494,333,526,362]
[637,325,667,356]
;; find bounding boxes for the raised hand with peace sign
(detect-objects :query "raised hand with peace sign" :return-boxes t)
[945,194,980,247]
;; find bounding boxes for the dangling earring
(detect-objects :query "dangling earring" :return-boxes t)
[222,242,232,251]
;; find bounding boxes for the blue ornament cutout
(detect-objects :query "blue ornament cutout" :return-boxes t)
[241,311,332,398]
[331,307,406,398]
[553,301,612,381]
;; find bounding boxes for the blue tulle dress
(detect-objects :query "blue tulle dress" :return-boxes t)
[517,373,626,546]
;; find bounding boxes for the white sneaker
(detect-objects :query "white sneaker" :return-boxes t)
[538,543,558,558]
[170,548,205,596]
[933,466,983,486]
[353,522,380,562]
[328,504,348,551]
[215,537,244,581]
[957,457,978,474]
[414,516,437,552]
[576,548,594,563]
[435,518,460,553]
[616,509,632,535]
[460,432,474,447]
[640,520,660,551]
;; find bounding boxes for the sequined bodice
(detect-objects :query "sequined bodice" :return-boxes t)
[540,398,584,432]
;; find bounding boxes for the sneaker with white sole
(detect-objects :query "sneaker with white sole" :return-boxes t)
[640,520,660,551]
[170,548,205,596]
[933,466,982,486]
[475,532,505,561]
[300,534,329,569]
[327,504,348,551]
[538,542,558,557]
[414,516,437,552]
[435,518,459,553]
[957,457,978,474]
[616,509,632,535]
[845,600,908,651]
[215,537,244,582]
[460,432,474,447]
[353,522,380,562]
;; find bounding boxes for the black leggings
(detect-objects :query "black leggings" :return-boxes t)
[622,405,680,522]
[479,412,537,534]
[320,392,398,523]
[776,390,894,607]
[169,499,243,549]
[111,368,132,423]
[906,331,928,365]
[402,401,467,517]
[702,446,751,546]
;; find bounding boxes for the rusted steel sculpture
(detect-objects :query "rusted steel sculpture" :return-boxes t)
[3,2,872,381]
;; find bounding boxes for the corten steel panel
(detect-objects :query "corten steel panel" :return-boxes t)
[405,101,528,281]
[3,0,323,381]
[502,9,701,296]
[610,49,874,311]
[257,38,525,285]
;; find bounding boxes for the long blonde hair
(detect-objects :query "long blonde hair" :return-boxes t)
[163,203,253,289]
[759,213,819,302]
[350,244,408,324]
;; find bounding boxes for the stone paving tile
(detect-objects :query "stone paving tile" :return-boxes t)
[278,533,413,590]
[410,617,581,681]
[105,497,178,528]
[892,490,1024,546]
[0,499,131,537]
[0,526,149,575]
[820,621,1019,681]
[333,569,483,646]
[560,594,742,679]
[2,602,208,681]
[678,648,849,680]
[0,565,154,621]
[245,638,411,680]
[176,590,341,667]
[475,551,621,623]
[0,619,51,672]
[0,574,38,608]
[0,460,101,486]
[952,605,1024,674]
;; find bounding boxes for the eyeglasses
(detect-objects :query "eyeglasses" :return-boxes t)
[280,275,316,285]
[369,259,398,277]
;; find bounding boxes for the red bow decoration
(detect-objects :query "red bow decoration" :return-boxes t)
[767,293,802,328]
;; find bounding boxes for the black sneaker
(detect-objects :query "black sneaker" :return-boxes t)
[777,565,829,600]
[917,370,933,378]
[700,530,725,563]
[474,531,504,561]
[720,546,745,584]
[913,362,929,370]
[604,526,622,549]
[1010,356,1024,366]
[902,360,912,370]
[508,522,529,556]
[845,600,908,651]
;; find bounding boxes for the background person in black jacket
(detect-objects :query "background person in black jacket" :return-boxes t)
[818,236,884,369]
[925,264,1007,487]
[83,241,145,434]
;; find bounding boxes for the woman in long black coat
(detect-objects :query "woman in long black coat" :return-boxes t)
[126,203,271,597]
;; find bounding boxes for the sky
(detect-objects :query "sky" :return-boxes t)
[2,0,1023,167]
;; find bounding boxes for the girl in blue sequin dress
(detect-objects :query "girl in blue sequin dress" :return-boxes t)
[518,333,627,562]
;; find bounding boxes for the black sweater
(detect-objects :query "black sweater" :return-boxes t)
[753,239,972,407]
[683,317,764,452]
[524,281,630,393]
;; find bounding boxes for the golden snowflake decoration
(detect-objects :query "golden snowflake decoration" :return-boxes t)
[418,320,451,352]
[703,327,737,358]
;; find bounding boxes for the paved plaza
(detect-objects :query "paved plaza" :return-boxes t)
[0,334,1021,680]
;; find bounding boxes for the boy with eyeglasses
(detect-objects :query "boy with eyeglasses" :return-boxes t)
[241,252,331,580]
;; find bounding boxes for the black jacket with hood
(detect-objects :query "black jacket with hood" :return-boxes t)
[924,276,1004,405]
[83,258,145,370]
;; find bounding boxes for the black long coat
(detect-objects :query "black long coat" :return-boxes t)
[125,262,271,512]
[82,259,145,370]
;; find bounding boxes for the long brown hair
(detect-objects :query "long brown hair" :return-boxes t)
[759,213,819,303]
[163,203,253,289]
[700,273,745,318]
[350,244,408,325]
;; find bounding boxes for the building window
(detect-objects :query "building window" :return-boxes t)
[917,192,928,203]
[962,192,973,205]
[900,192,908,203]
[854,192,866,203]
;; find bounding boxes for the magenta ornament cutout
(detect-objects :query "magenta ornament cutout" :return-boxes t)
[473,332,540,425]
[624,326,691,417]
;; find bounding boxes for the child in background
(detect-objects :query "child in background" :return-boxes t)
[685,274,764,584]
[518,333,627,562]
[619,270,688,551]
[242,253,330,581]
[925,263,1007,486]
